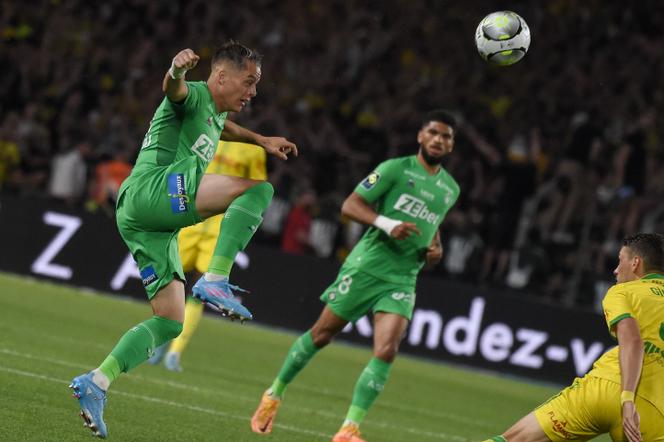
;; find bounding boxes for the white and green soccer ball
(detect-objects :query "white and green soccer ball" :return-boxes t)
[475,11,531,66]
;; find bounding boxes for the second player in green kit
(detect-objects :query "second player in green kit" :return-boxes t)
[252,110,460,442]
[322,154,459,323]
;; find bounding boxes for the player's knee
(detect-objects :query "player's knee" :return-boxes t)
[162,318,184,340]
[256,180,274,198]
[373,342,399,362]
[250,181,274,205]
[310,327,334,348]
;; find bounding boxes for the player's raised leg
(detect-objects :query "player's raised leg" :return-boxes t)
[70,280,185,438]
[333,312,408,442]
[251,307,348,433]
[191,174,273,321]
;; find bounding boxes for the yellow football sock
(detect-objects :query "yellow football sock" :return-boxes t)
[169,298,204,354]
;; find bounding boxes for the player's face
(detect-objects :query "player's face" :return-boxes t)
[614,246,640,283]
[216,61,261,112]
[417,121,455,166]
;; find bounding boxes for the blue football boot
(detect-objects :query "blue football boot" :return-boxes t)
[192,276,252,322]
[164,352,183,372]
[147,342,169,365]
[69,372,108,438]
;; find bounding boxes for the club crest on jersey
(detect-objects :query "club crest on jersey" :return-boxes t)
[361,172,380,190]
[140,265,158,287]
[167,173,189,213]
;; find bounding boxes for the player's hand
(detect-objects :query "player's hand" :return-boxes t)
[622,401,642,442]
[390,222,420,240]
[425,241,443,268]
[171,49,200,76]
[261,136,298,160]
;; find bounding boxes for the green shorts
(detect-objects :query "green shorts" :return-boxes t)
[116,156,204,299]
[320,267,416,322]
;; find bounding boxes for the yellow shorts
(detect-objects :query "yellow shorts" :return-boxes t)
[534,375,664,441]
[178,214,222,273]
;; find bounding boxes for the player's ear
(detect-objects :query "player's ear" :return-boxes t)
[213,66,225,86]
[416,129,424,144]
[632,255,642,273]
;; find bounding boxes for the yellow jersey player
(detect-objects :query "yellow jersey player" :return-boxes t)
[484,233,664,442]
[149,140,267,371]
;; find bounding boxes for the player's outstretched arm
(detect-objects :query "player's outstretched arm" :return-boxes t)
[616,317,644,442]
[341,192,420,240]
[162,49,200,102]
[221,120,297,161]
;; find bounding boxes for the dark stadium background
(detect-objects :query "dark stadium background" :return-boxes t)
[1,1,662,382]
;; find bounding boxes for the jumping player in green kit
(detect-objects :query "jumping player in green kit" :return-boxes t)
[252,110,460,442]
[69,41,297,438]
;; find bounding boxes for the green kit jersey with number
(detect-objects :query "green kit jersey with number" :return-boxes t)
[343,156,460,286]
[131,81,227,176]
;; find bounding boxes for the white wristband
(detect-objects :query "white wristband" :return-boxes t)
[373,215,402,236]
[169,60,187,79]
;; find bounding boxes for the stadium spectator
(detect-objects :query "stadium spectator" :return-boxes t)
[48,141,91,205]
[87,149,132,214]
[281,188,317,255]
[0,114,21,190]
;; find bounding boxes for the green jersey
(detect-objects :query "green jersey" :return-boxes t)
[344,156,460,285]
[115,82,229,299]
[132,81,228,176]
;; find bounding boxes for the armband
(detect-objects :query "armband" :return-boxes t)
[168,60,187,79]
[621,390,635,404]
[373,215,401,236]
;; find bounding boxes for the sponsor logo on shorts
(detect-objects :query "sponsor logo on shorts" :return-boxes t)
[547,411,571,438]
[361,172,380,190]
[391,292,415,305]
[167,173,189,213]
[140,265,158,287]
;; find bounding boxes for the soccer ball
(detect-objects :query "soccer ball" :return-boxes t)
[475,11,531,66]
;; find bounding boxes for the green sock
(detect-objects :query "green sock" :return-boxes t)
[345,357,392,425]
[99,316,183,383]
[209,182,273,276]
[98,355,121,383]
[485,437,507,442]
[270,330,319,397]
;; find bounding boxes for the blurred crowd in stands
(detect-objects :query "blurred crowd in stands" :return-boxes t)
[2,0,664,310]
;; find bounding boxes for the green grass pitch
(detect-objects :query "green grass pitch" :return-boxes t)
[0,272,611,441]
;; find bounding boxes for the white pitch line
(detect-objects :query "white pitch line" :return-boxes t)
[1,348,475,440]
[0,365,329,439]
